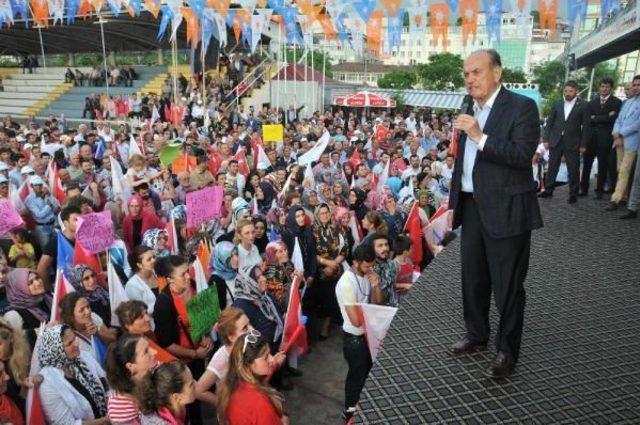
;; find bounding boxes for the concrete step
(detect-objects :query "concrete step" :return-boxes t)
[0,92,44,100]
[3,79,62,87]
[0,99,37,107]
[2,86,63,93]
[0,106,28,114]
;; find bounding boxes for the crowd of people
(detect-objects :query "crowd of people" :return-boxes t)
[537,76,640,219]
[67,66,139,88]
[0,69,459,424]
[0,53,636,424]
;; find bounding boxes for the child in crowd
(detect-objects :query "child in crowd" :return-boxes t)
[8,228,36,269]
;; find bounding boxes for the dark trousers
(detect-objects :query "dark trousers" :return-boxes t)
[460,193,531,363]
[581,140,612,194]
[343,332,372,409]
[607,147,618,191]
[545,140,580,197]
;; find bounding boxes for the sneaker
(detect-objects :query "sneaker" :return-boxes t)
[342,407,357,424]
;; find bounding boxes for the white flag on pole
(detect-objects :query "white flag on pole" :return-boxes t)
[108,257,129,327]
[356,303,398,362]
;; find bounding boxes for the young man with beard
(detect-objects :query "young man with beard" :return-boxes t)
[335,244,382,424]
[370,233,399,308]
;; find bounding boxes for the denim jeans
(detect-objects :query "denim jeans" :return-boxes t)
[627,151,640,212]
[343,332,372,410]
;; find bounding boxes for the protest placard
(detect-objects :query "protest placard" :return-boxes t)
[186,186,224,228]
[76,211,115,254]
[262,124,284,142]
[0,200,23,236]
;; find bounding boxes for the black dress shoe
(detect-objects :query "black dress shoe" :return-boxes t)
[568,195,577,204]
[605,201,619,211]
[484,352,514,379]
[538,191,553,198]
[620,209,638,220]
[449,337,487,355]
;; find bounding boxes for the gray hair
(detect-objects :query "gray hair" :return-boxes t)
[470,49,502,68]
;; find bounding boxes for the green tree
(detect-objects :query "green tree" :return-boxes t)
[378,69,417,89]
[501,67,527,83]
[532,60,566,98]
[416,53,464,90]
[284,48,333,78]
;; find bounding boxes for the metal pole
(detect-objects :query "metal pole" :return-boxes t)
[99,17,110,98]
[284,28,288,123]
[587,66,595,100]
[201,26,207,115]
[293,42,297,112]
[311,40,315,114]
[321,45,326,113]
[276,25,281,117]
[304,43,308,119]
[37,27,47,69]
[172,38,178,106]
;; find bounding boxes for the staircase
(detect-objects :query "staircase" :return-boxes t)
[139,65,222,95]
[40,66,165,119]
[0,67,80,117]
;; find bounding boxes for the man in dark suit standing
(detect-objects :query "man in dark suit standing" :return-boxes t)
[580,78,622,199]
[538,80,591,203]
[449,49,543,379]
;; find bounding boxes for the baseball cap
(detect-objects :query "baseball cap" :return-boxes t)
[0,163,9,171]
[30,176,45,186]
[0,176,7,184]
[20,166,35,175]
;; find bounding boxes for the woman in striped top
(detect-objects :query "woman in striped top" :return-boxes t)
[105,334,158,425]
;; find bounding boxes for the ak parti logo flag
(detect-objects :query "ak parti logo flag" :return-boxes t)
[430,3,449,49]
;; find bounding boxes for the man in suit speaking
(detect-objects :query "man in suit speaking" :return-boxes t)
[449,49,543,379]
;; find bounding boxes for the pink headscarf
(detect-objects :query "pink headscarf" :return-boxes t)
[333,207,349,225]
[127,194,144,218]
[265,241,287,266]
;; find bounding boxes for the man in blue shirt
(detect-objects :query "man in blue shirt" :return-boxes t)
[24,176,60,249]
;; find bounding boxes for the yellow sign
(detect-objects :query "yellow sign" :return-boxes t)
[262,124,284,142]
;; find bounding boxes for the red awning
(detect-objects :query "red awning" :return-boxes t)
[333,91,397,108]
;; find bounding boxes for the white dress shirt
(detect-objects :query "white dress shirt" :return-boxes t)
[461,86,501,193]
[564,97,577,120]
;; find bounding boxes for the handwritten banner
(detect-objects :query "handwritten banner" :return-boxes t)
[0,201,24,236]
[76,211,115,254]
[262,124,284,142]
[186,185,224,228]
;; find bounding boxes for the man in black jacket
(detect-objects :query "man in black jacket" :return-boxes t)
[580,78,622,198]
[539,80,591,203]
[450,49,543,379]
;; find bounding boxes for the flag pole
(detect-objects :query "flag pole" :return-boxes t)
[276,23,281,118]
[201,25,206,113]
[311,34,315,114]
[293,40,297,114]
[98,14,110,99]
[284,25,288,125]
[321,42,326,114]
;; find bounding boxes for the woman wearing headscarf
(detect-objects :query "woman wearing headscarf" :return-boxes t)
[69,264,111,325]
[141,228,170,258]
[333,207,354,264]
[231,266,283,354]
[38,325,109,425]
[312,204,348,341]
[348,188,368,223]
[209,241,239,310]
[216,197,251,243]
[122,194,165,251]
[3,269,52,341]
[380,196,406,241]
[281,206,317,288]
[264,241,297,315]
[252,215,270,254]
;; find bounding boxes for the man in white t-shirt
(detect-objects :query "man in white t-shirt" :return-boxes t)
[335,244,382,423]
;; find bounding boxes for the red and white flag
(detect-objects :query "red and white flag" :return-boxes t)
[424,208,451,255]
[404,201,424,265]
[50,269,75,321]
[108,257,129,327]
[349,214,363,246]
[280,277,307,356]
[166,215,179,255]
[356,303,398,362]
[233,147,250,176]
[26,324,46,425]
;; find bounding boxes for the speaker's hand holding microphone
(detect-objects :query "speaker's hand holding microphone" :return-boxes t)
[453,94,483,144]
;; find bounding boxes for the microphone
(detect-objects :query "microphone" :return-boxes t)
[451,95,474,157]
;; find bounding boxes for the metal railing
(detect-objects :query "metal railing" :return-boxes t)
[222,56,274,112]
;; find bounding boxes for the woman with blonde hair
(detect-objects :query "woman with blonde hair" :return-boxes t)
[195,306,253,406]
[0,319,33,413]
[234,219,261,270]
[216,331,286,425]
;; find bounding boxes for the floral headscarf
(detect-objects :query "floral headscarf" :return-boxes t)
[231,197,250,229]
[142,228,170,257]
[210,241,238,281]
[264,241,287,267]
[38,325,107,417]
[234,266,283,342]
[333,207,349,226]
[69,264,110,305]
[5,269,52,323]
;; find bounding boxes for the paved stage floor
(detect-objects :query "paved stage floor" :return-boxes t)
[356,186,640,424]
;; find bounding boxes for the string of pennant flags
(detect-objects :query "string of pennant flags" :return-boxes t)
[0,0,622,56]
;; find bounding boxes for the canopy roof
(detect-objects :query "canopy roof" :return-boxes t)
[333,91,396,108]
